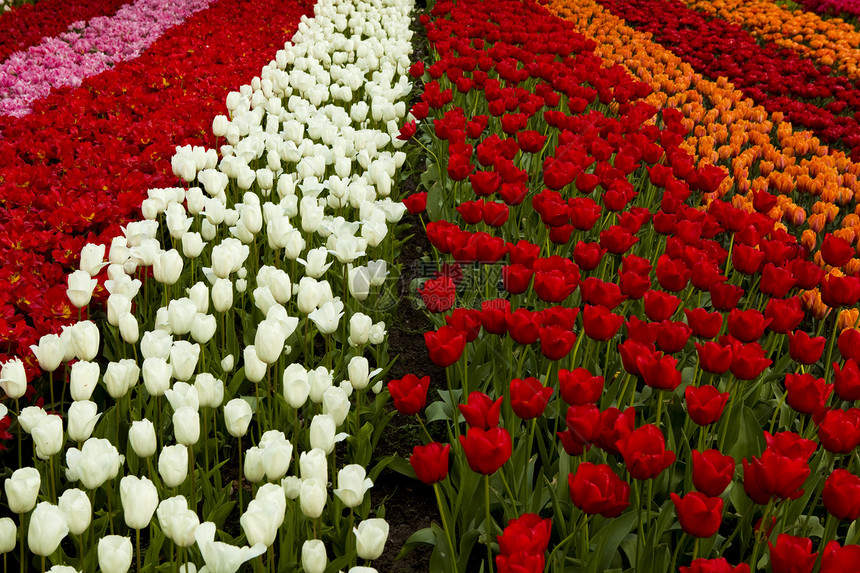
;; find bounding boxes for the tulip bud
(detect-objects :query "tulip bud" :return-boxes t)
[129,420,157,458]
[70,361,99,401]
[98,535,133,573]
[310,414,340,454]
[348,313,373,347]
[103,360,138,400]
[120,476,159,530]
[335,465,373,508]
[67,270,97,308]
[71,321,100,361]
[212,278,234,313]
[18,406,47,433]
[243,346,267,383]
[5,467,40,513]
[224,399,252,438]
[158,444,189,488]
[68,401,101,443]
[28,502,69,557]
[0,518,16,553]
[302,539,328,573]
[58,488,92,536]
[322,386,350,426]
[283,364,310,409]
[348,356,374,390]
[170,341,200,382]
[195,373,224,409]
[0,358,27,399]
[240,501,282,547]
[107,294,132,327]
[32,414,64,460]
[182,232,205,259]
[173,407,200,446]
[141,330,172,360]
[299,478,326,519]
[221,354,235,373]
[254,320,286,364]
[29,334,64,373]
[191,313,217,344]
[168,299,197,335]
[142,357,172,397]
[308,366,333,403]
[354,518,388,560]
[118,313,140,344]
[244,447,266,483]
[300,449,328,484]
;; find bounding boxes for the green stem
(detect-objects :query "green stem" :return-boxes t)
[137,528,142,573]
[486,476,495,573]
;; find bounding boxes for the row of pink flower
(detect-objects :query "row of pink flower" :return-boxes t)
[0,0,128,63]
[800,0,860,18]
[0,0,217,117]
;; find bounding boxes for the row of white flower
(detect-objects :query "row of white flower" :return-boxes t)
[0,0,416,571]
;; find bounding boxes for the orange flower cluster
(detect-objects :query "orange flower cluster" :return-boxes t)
[547,0,860,323]
[683,0,860,81]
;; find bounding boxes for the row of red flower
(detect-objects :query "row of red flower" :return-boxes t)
[0,0,128,63]
[0,0,314,384]
[596,0,860,159]
[395,0,860,569]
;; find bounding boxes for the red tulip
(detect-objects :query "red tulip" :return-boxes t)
[444,308,481,342]
[691,449,734,496]
[388,374,430,416]
[599,225,639,254]
[821,234,855,267]
[823,469,860,520]
[459,391,502,430]
[821,541,860,573]
[402,192,427,214]
[594,407,635,455]
[506,309,541,345]
[470,171,503,196]
[409,442,450,485]
[729,341,771,381]
[787,331,826,365]
[583,304,624,341]
[727,309,771,343]
[839,328,860,362]
[784,373,832,416]
[572,241,605,271]
[834,359,860,401]
[817,408,860,454]
[760,263,797,298]
[617,424,676,480]
[424,326,467,367]
[636,351,682,391]
[496,513,552,559]
[743,451,809,504]
[502,264,533,294]
[695,342,733,374]
[764,431,817,461]
[709,282,744,311]
[460,427,512,475]
[821,274,860,308]
[558,368,604,405]
[568,462,630,518]
[655,254,690,292]
[655,320,692,353]
[765,297,805,334]
[418,276,456,313]
[564,404,601,448]
[731,244,765,275]
[685,308,723,339]
[539,326,576,360]
[480,299,510,335]
[670,491,723,538]
[768,534,817,573]
[685,386,730,426]
[509,378,552,420]
[643,290,681,322]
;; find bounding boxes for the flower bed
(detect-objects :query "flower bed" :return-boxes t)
[0,0,418,571]
[394,0,860,571]
[0,0,314,383]
[0,0,218,117]
[595,0,860,159]
[681,0,860,82]
[0,0,128,63]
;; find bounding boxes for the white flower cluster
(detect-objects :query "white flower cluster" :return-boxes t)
[0,0,415,571]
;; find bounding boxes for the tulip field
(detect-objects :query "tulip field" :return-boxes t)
[3,0,860,571]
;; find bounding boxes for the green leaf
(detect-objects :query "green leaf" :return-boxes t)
[426,400,454,423]
[395,526,437,560]
[587,512,637,573]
